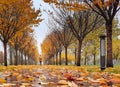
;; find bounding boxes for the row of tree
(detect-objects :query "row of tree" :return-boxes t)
[41,17,120,66]
[0,0,42,66]
[42,0,120,67]
[9,30,40,65]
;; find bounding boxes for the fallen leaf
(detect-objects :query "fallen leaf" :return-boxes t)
[68,81,78,87]
[110,78,120,84]
[0,83,16,87]
[22,83,31,86]
[99,85,111,87]
[16,74,22,80]
[75,77,84,81]
[63,73,75,81]
[111,73,120,77]
[0,78,6,83]
[48,82,56,85]
[58,80,68,85]
[41,82,48,85]
[12,72,19,76]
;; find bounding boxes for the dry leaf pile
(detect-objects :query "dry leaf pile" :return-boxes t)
[0,65,119,87]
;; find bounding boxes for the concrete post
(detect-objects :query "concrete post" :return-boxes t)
[100,35,106,71]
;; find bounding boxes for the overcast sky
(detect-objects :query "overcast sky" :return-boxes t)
[32,0,51,54]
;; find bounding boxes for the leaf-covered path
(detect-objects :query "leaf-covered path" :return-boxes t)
[0,65,120,87]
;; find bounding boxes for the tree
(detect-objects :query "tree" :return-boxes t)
[9,27,34,65]
[83,28,104,65]
[67,10,103,66]
[41,33,57,64]
[85,0,120,67]
[70,41,78,65]
[47,19,63,65]
[22,36,37,65]
[47,7,75,65]
[0,0,42,66]
[10,31,23,65]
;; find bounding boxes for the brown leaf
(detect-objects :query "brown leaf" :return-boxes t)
[110,78,120,84]
[63,73,75,81]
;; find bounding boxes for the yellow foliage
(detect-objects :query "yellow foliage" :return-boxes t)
[0,0,42,51]
[62,53,75,61]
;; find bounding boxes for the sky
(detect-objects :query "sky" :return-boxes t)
[0,0,120,54]
[32,0,51,54]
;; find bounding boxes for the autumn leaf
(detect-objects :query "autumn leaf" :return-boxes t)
[63,73,75,81]
[68,81,78,87]
[75,77,84,81]
[0,78,6,83]
[16,74,22,80]
[58,80,68,85]
[110,78,120,84]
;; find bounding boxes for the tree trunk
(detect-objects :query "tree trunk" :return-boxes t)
[65,46,68,65]
[77,40,82,66]
[56,53,58,65]
[15,48,18,65]
[84,56,87,65]
[20,51,23,65]
[59,51,62,65]
[54,55,56,65]
[21,53,23,65]
[18,51,21,64]
[93,53,96,65]
[28,56,30,65]
[25,54,27,65]
[20,52,22,65]
[9,46,13,65]
[3,42,7,66]
[74,48,77,65]
[106,21,113,67]
[52,57,54,65]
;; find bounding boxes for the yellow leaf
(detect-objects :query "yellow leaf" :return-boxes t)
[58,80,68,85]
[16,74,22,80]
[13,72,19,76]
[0,78,6,83]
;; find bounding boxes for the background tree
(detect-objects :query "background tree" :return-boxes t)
[83,27,105,65]
[47,7,75,65]
[9,27,34,65]
[113,39,120,63]
[47,19,63,65]
[67,10,104,66]
[68,41,78,65]
[41,34,57,64]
